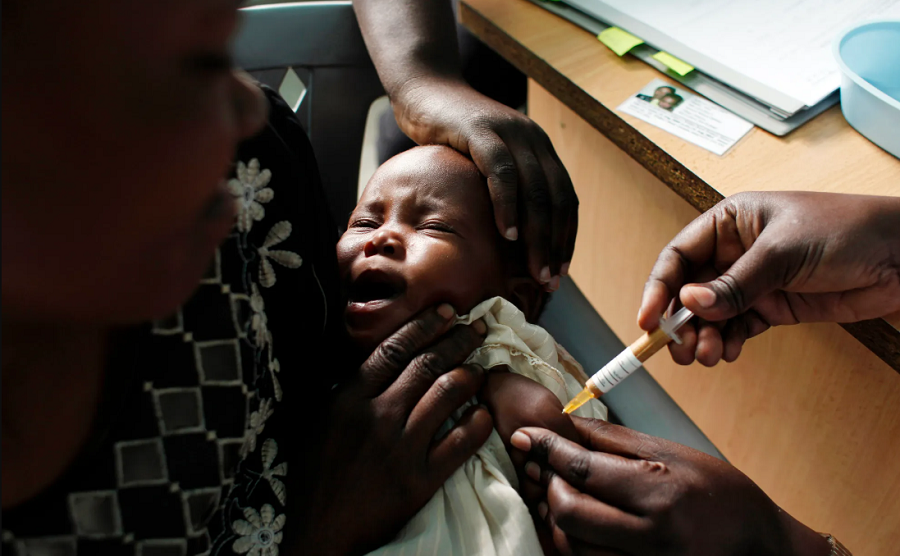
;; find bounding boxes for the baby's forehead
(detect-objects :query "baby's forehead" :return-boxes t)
[361,147,487,209]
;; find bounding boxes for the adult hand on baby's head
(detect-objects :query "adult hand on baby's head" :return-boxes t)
[301,305,492,555]
[640,191,900,366]
[394,79,577,291]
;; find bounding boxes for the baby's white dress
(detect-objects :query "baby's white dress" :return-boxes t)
[367,297,607,556]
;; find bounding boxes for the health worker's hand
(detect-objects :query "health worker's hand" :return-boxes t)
[300,304,493,555]
[510,417,831,556]
[640,191,900,366]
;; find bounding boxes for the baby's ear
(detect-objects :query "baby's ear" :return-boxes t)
[506,277,544,322]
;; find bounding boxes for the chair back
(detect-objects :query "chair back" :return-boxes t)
[235,1,385,225]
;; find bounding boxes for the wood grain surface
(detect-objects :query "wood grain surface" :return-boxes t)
[459,0,900,373]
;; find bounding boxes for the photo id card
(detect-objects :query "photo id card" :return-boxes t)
[617,79,754,155]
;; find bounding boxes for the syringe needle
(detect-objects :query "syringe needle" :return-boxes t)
[562,387,596,414]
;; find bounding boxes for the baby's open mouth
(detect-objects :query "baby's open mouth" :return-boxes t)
[348,269,406,305]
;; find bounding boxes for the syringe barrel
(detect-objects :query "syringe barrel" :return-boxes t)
[587,348,642,394]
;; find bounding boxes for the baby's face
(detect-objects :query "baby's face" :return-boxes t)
[337,147,507,350]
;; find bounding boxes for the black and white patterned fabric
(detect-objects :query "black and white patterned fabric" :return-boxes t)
[3,88,345,556]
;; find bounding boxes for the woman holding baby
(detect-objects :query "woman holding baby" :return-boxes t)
[3,0,896,554]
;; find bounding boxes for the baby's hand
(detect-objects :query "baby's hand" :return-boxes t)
[479,369,580,457]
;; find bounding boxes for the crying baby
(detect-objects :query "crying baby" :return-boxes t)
[337,145,606,556]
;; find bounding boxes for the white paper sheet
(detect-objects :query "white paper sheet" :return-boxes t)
[618,79,753,155]
[569,0,900,111]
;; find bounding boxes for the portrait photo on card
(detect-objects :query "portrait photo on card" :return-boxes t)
[618,78,754,156]
[635,82,684,112]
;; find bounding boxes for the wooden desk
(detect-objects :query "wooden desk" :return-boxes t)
[460,0,900,553]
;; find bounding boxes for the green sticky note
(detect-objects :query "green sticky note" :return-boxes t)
[652,51,695,76]
[597,27,644,57]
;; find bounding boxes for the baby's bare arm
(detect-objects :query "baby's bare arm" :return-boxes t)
[480,368,579,454]
[479,369,576,556]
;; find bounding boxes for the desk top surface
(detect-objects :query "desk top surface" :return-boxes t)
[460,0,900,369]
[461,0,900,200]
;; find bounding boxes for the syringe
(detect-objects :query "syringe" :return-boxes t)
[562,306,695,414]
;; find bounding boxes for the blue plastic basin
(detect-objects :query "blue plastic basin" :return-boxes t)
[834,20,900,159]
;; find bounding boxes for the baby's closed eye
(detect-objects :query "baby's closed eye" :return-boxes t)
[348,217,380,229]
[418,220,457,234]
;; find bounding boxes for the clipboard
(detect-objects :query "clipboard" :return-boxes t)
[528,0,838,136]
